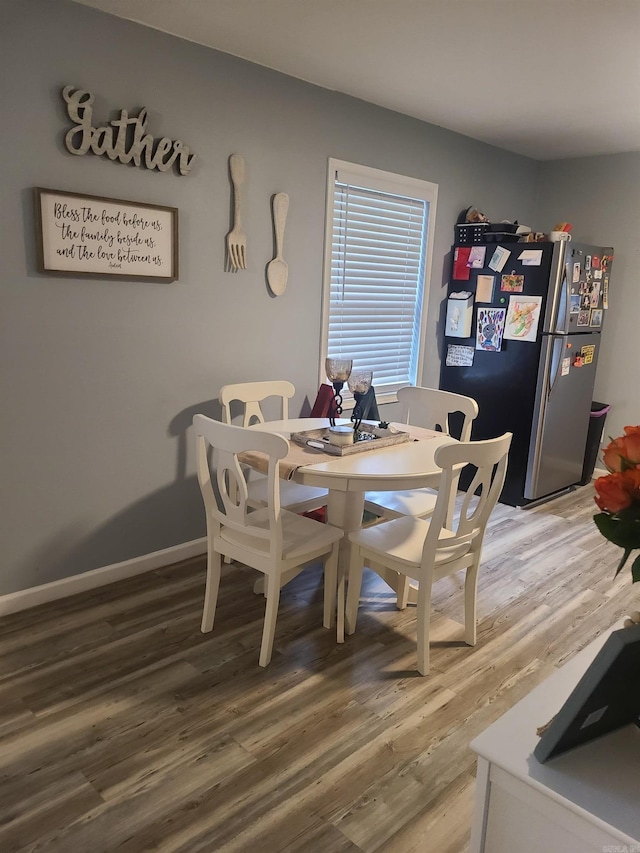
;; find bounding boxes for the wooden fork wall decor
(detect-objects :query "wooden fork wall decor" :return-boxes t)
[226,154,247,270]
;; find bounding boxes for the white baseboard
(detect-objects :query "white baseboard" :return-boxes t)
[0,537,207,618]
[593,467,607,479]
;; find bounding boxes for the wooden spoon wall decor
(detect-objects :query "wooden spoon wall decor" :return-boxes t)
[266,192,289,296]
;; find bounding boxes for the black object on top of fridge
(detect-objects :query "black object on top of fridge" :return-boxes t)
[439,239,614,507]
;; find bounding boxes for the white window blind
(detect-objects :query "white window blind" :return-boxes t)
[322,163,437,400]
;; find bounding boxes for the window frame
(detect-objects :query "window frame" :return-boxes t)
[319,158,438,407]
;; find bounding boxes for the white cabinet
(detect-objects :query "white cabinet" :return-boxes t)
[470,630,640,852]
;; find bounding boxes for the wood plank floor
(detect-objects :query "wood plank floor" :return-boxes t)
[0,484,634,852]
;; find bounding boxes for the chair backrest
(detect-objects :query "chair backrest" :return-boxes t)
[423,433,512,565]
[193,414,289,561]
[397,386,479,441]
[219,380,296,427]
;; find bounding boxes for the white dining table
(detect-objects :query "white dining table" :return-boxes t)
[249,417,457,603]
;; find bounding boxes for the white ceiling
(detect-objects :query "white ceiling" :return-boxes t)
[72,0,640,160]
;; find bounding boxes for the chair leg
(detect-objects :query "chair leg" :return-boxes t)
[415,576,433,675]
[201,545,222,634]
[464,564,479,647]
[259,574,281,667]
[345,547,364,636]
[396,575,411,610]
[336,576,345,644]
[323,543,339,631]
[333,545,345,644]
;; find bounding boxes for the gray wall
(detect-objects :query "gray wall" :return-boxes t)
[2,0,541,595]
[536,152,640,442]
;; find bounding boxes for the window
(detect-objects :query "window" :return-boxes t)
[320,159,438,404]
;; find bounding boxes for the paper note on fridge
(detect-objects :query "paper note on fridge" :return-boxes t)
[445,344,475,367]
[445,292,473,337]
[467,246,486,268]
[488,246,510,272]
[518,249,543,266]
[453,246,472,280]
[504,295,543,342]
[475,275,495,302]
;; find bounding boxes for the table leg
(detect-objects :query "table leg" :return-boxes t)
[326,491,424,615]
[326,490,365,570]
[326,490,365,639]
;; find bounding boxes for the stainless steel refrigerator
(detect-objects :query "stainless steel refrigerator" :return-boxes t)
[439,239,614,506]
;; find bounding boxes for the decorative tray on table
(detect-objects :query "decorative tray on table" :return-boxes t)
[290,423,410,456]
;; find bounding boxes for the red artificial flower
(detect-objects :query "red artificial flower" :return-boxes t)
[594,468,640,513]
[602,429,640,473]
[594,425,640,584]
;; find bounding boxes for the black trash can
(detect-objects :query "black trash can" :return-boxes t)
[579,402,611,485]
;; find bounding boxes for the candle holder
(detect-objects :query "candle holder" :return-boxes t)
[348,370,373,436]
[325,357,352,426]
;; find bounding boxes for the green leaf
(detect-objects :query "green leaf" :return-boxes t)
[615,548,632,577]
[593,511,640,550]
[594,511,617,538]
[632,553,640,584]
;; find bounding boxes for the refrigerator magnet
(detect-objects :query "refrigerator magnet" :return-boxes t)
[592,255,600,269]
[500,273,524,292]
[585,255,591,270]
[504,295,542,342]
[573,262,581,283]
[590,283,601,307]
[570,295,581,313]
[591,309,603,328]
[603,276,609,308]
[594,269,603,280]
[476,307,506,352]
[581,345,595,364]
[561,357,571,377]
[577,309,590,326]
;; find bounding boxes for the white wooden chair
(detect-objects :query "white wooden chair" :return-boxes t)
[219,381,328,514]
[343,432,511,675]
[193,414,343,667]
[364,386,479,521]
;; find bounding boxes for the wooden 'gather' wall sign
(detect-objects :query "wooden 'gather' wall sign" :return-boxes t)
[62,86,195,176]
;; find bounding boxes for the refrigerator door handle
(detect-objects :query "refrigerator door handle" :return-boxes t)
[544,242,568,333]
[548,336,565,396]
[525,335,565,499]
[555,269,569,333]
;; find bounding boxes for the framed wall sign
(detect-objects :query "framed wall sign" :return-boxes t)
[34,187,179,281]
